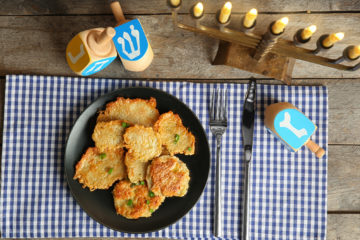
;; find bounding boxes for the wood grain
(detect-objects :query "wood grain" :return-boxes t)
[0,0,360,15]
[1,14,360,79]
[327,214,360,240]
[328,145,360,211]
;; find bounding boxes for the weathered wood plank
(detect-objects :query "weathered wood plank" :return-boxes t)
[328,145,360,211]
[327,214,360,240]
[1,14,360,79]
[0,0,360,15]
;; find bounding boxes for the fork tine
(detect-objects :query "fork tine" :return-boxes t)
[210,88,216,120]
[216,89,221,120]
[223,89,228,120]
[219,89,225,120]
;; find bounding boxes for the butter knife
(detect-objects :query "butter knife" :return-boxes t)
[241,79,256,240]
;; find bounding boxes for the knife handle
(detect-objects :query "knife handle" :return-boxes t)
[241,149,252,240]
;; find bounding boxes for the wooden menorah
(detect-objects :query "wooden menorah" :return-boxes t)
[167,0,360,85]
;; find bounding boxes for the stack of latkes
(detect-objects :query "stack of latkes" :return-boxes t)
[73,97,195,219]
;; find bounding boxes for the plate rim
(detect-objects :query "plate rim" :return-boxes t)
[64,86,211,233]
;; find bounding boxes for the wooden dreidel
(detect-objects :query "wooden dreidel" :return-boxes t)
[264,102,325,158]
[110,1,153,72]
[66,27,117,76]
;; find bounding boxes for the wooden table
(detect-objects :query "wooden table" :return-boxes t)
[0,0,359,239]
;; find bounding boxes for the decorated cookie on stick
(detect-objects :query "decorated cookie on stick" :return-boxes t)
[264,102,325,158]
[66,27,117,76]
[110,0,154,72]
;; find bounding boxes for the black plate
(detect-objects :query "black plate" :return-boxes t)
[64,87,210,233]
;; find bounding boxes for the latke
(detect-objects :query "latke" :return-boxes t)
[73,147,126,191]
[124,152,149,183]
[92,120,128,150]
[146,155,190,197]
[112,180,165,219]
[154,111,195,155]
[123,125,162,162]
[97,97,159,127]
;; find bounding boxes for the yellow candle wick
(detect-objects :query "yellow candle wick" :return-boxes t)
[243,8,258,28]
[301,25,316,40]
[271,17,289,34]
[219,2,232,24]
[322,32,344,47]
[193,2,204,17]
[348,45,360,59]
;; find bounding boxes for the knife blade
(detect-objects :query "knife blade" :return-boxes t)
[241,79,256,240]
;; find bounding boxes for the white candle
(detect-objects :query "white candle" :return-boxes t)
[219,2,232,24]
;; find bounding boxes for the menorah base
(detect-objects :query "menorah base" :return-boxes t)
[213,41,295,85]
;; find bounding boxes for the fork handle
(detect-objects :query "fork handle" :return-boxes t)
[214,135,223,237]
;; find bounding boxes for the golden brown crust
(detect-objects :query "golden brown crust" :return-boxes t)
[112,180,165,219]
[123,125,162,162]
[124,152,149,183]
[73,147,126,191]
[92,120,128,151]
[154,111,195,156]
[97,97,159,127]
[147,155,190,197]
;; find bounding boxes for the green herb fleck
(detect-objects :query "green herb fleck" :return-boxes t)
[146,200,150,205]
[99,153,106,159]
[122,122,129,128]
[126,199,133,207]
[130,183,136,188]
[188,147,192,151]
[149,209,154,213]
[149,191,155,198]
[139,181,145,185]
[174,134,180,144]
[108,168,113,174]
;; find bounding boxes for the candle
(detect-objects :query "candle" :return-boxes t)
[218,2,232,24]
[348,45,360,59]
[301,25,317,40]
[322,32,344,47]
[170,0,181,7]
[271,17,289,34]
[243,8,258,28]
[193,2,204,17]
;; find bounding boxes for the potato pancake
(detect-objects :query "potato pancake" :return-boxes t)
[112,180,165,219]
[97,97,159,127]
[124,152,149,183]
[123,125,162,162]
[73,147,126,191]
[147,155,190,197]
[154,111,195,155]
[92,120,129,151]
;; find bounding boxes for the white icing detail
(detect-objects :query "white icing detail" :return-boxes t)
[68,44,85,64]
[117,25,141,59]
[279,112,307,138]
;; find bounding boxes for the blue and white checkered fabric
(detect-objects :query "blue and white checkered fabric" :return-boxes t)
[1,75,328,239]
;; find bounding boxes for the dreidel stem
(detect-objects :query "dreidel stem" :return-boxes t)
[88,27,116,57]
[110,1,126,25]
[306,140,325,158]
[97,27,116,46]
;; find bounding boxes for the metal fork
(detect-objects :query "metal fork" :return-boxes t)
[209,88,228,237]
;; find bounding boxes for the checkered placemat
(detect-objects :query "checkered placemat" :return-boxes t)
[1,75,328,239]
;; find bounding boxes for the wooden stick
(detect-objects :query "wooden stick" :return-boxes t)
[96,27,116,46]
[306,140,325,158]
[110,1,126,25]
